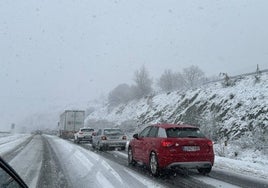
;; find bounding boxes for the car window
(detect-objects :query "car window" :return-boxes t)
[157,127,167,138]
[166,128,206,138]
[0,166,21,188]
[139,126,152,138]
[104,129,123,135]
[148,126,158,137]
[97,129,102,136]
[81,129,94,132]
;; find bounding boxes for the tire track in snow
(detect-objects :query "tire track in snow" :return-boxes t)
[9,135,43,188]
[37,136,69,188]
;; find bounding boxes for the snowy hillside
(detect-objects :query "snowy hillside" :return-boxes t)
[85,72,268,152]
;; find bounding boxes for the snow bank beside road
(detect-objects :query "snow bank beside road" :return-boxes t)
[0,134,31,156]
[215,156,268,180]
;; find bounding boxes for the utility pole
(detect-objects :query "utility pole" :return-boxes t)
[11,123,15,134]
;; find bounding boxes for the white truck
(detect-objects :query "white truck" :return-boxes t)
[58,110,85,139]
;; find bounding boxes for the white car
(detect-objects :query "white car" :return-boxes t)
[92,128,127,151]
[74,128,94,144]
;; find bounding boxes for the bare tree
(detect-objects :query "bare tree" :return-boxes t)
[133,65,153,99]
[219,72,233,87]
[255,64,261,83]
[108,83,132,106]
[85,107,95,116]
[158,69,185,92]
[183,65,205,88]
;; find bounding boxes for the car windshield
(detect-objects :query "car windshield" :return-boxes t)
[166,127,206,138]
[81,129,94,132]
[1,1,268,188]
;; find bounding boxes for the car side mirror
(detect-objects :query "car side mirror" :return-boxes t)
[0,157,28,188]
[133,133,139,139]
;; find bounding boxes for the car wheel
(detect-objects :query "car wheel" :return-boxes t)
[149,152,160,177]
[98,143,103,151]
[92,143,96,149]
[121,146,126,151]
[197,167,212,174]
[128,147,136,166]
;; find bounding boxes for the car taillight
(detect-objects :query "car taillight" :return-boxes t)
[79,132,83,134]
[122,136,127,140]
[207,140,213,147]
[161,140,173,147]
[101,136,107,140]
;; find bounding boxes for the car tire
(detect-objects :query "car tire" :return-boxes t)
[98,142,103,151]
[128,147,136,166]
[92,143,96,149]
[197,167,212,174]
[149,152,160,177]
[121,146,126,151]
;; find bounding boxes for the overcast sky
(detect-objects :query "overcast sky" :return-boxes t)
[1,0,268,130]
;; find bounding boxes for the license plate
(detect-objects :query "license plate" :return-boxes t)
[110,136,119,139]
[183,146,200,151]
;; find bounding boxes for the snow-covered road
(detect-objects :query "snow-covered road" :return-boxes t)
[1,134,166,188]
[1,133,268,188]
[108,150,268,188]
[9,136,43,188]
[45,135,166,188]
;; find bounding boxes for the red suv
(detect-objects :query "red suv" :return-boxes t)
[128,123,214,176]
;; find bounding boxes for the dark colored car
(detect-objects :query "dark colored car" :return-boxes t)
[128,123,214,176]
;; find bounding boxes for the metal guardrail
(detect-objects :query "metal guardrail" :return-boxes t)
[0,131,10,134]
[229,68,268,79]
[203,68,268,85]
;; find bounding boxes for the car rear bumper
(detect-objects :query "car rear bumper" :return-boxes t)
[78,136,92,141]
[167,161,212,169]
[159,153,214,169]
[100,141,127,148]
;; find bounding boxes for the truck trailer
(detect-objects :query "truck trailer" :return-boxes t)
[58,110,85,139]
